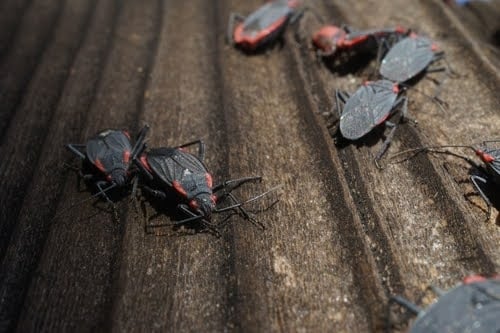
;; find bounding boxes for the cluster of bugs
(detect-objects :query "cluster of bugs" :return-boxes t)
[224,0,452,164]
[66,125,276,234]
[313,24,448,165]
[225,1,499,331]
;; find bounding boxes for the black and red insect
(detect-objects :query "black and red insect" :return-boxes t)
[66,125,149,202]
[227,0,301,51]
[391,140,500,219]
[331,80,408,163]
[136,140,269,232]
[389,275,500,333]
[312,25,408,58]
[380,33,446,83]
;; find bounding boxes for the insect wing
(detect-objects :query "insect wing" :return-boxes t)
[242,0,291,36]
[146,148,208,187]
[410,280,500,333]
[86,130,132,173]
[380,36,435,82]
[340,81,397,140]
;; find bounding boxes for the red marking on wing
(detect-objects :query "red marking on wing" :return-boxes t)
[173,181,187,197]
[205,173,213,188]
[123,130,131,139]
[211,194,217,204]
[123,150,131,164]
[463,275,487,284]
[94,159,106,173]
[431,43,439,52]
[376,114,390,125]
[139,155,152,172]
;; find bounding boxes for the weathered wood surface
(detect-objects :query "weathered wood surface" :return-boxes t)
[0,0,499,332]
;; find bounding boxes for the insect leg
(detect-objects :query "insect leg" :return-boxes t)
[225,192,265,229]
[395,95,408,120]
[290,7,305,24]
[375,96,407,166]
[334,90,349,117]
[389,295,422,315]
[141,185,167,200]
[131,124,150,161]
[212,176,262,193]
[429,285,446,297]
[481,139,500,146]
[177,205,221,237]
[131,176,139,198]
[374,120,398,166]
[66,144,87,159]
[177,139,205,161]
[470,174,492,220]
[80,173,94,181]
[340,24,355,33]
[96,181,114,204]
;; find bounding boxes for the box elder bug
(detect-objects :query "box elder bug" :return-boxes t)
[389,275,500,333]
[380,33,447,83]
[330,80,408,165]
[135,139,278,234]
[312,25,408,59]
[391,140,500,220]
[66,125,149,203]
[227,0,302,51]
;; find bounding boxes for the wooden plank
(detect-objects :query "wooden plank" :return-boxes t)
[0,0,497,331]
[15,0,161,330]
[0,0,118,330]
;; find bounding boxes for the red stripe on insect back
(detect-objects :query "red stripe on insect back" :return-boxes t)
[205,173,213,188]
[235,17,287,49]
[463,275,487,284]
[94,159,106,172]
[173,181,187,197]
[123,150,131,164]
[140,155,152,172]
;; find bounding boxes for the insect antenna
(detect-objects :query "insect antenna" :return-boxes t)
[389,144,480,167]
[398,82,448,112]
[215,184,282,212]
[131,124,150,160]
[216,184,282,230]
[389,295,422,316]
[47,182,122,227]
